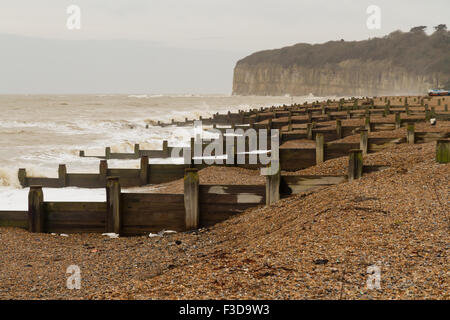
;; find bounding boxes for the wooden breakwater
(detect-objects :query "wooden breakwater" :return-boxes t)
[3,156,394,235]
[6,96,449,235]
[75,97,449,161]
[18,97,450,188]
[18,157,190,188]
[7,169,266,235]
[19,128,442,188]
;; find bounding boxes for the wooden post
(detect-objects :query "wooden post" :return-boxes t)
[360,130,369,155]
[315,133,324,164]
[436,140,450,163]
[288,122,292,132]
[18,168,27,187]
[425,110,431,122]
[58,164,67,187]
[190,137,195,166]
[265,166,280,206]
[365,115,371,132]
[184,168,199,230]
[140,156,149,185]
[407,123,415,145]
[99,160,108,184]
[105,147,111,159]
[163,140,169,157]
[348,149,363,181]
[134,144,140,157]
[106,177,121,234]
[336,119,342,139]
[28,186,44,233]
[288,112,292,130]
[395,112,401,129]
[383,105,389,117]
[306,123,313,140]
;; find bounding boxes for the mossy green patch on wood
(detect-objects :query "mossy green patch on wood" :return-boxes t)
[436,140,450,163]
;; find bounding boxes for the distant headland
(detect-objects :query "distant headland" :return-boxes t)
[233,25,450,96]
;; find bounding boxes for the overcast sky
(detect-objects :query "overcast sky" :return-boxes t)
[0,0,449,94]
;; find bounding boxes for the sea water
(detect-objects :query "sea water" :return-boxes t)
[0,94,332,210]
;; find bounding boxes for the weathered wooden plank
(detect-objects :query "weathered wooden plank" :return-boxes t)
[200,193,264,205]
[281,175,347,196]
[200,203,259,214]
[120,191,185,234]
[0,211,28,228]
[368,137,405,152]
[121,207,185,235]
[26,177,61,188]
[45,202,106,233]
[122,193,184,203]
[108,153,139,159]
[280,148,315,171]
[199,185,265,196]
[362,165,389,173]
[148,164,188,184]
[45,202,106,212]
[66,174,103,188]
[282,175,347,185]
[107,169,140,178]
[325,143,359,160]
[415,132,450,143]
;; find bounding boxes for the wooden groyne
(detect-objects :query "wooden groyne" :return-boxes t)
[18,122,449,187]
[4,95,449,235]
[2,158,391,235]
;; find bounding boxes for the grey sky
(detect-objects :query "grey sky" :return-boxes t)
[0,0,448,93]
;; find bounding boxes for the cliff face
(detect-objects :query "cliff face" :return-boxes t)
[233,60,435,96]
[233,30,450,96]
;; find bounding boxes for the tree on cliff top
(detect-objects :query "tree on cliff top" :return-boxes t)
[434,24,447,32]
[410,26,427,33]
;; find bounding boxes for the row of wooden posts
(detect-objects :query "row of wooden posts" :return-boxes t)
[157,95,448,128]
[23,137,450,234]
[26,149,366,234]
[19,121,450,189]
[27,167,261,234]
[77,111,448,162]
